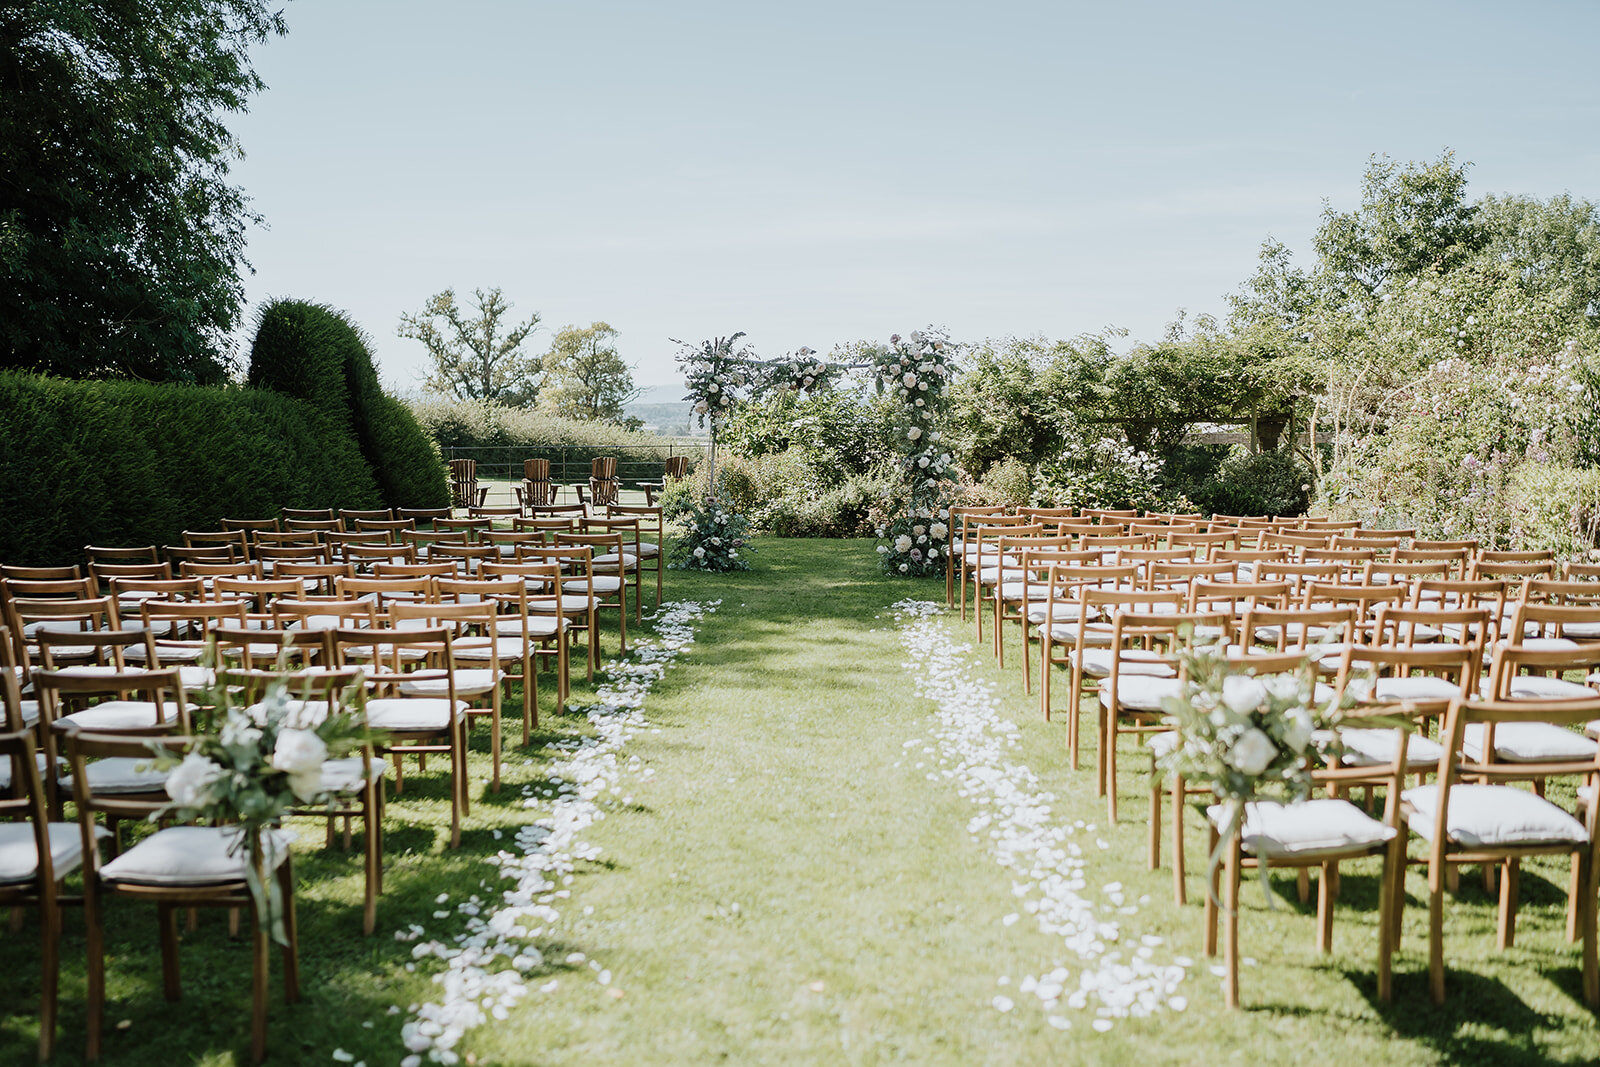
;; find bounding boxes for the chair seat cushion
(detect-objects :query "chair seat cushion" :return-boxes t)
[590,552,638,568]
[397,669,498,696]
[451,636,530,662]
[1097,675,1184,711]
[54,701,187,731]
[364,697,463,731]
[495,616,561,639]
[100,826,292,887]
[564,577,623,595]
[1072,648,1175,679]
[1461,722,1598,762]
[1332,728,1444,769]
[1480,674,1599,701]
[1370,675,1463,703]
[997,580,1051,601]
[60,756,169,795]
[526,594,595,615]
[1403,783,1589,847]
[1209,798,1396,859]
[0,821,107,885]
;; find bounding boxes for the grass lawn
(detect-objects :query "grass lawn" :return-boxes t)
[3,537,1600,1063]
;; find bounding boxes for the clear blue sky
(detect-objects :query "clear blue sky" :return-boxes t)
[229,0,1600,392]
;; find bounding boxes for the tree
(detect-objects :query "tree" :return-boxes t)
[397,287,542,405]
[0,0,285,383]
[1311,151,1486,312]
[540,321,640,423]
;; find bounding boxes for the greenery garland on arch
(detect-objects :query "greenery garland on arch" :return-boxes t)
[673,329,957,576]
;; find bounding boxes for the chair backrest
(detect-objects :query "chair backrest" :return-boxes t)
[663,456,689,479]
[34,624,157,672]
[334,575,436,611]
[1507,601,1600,644]
[282,507,335,522]
[0,564,82,581]
[339,508,394,523]
[1187,579,1292,616]
[210,577,303,612]
[1481,643,1600,702]
[180,560,265,582]
[372,562,457,579]
[84,544,159,564]
[63,730,192,827]
[285,517,345,534]
[397,507,454,526]
[210,625,331,671]
[355,518,416,537]
[1240,605,1360,653]
[182,529,250,553]
[220,516,281,534]
[1413,538,1480,552]
[165,544,241,566]
[271,598,379,631]
[32,666,190,733]
[271,561,352,595]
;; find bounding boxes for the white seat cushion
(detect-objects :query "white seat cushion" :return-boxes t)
[0,822,107,885]
[1370,676,1463,703]
[397,669,498,696]
[526,594,595,615]
[364,697,463,731]
[54,701,187,731]
[1480,674,1599,701]
[1334,728,1445,769]
[100,826,292,886]
[1461,722,1598,762]
[1072,648,1174,679]
[1403,783,1589,846]
[1209,798,1396,859]
[451,637,530,662]
[591,552,639,568]
[1098,675,1184,711]
[494,615,561,638]
[564,577,623,595]
[60,756,170,795]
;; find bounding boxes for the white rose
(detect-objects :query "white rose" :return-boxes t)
[917,382,928,391]
[1283,705,1315,752]
[694,401,708,414]
[898,563,910,573]
[877,545,889,554]
[903,373,918,388]
[908,427,923,441]
[918,457,930,468]
[1227,728,1279,777]
[165,751,226,808]
[728,550,738,558]
[915,398,925,407]
[711,537,722,546]
[930,522,948,539]
[916,535,926,544]
[894,535,913,553]
[708,382,719,393]
[912,525,926,536]
[693,546,706,559]
[927,547,939,559]
[1221,676,1267,715]
[273,728,329,802]
[719,395,729,405]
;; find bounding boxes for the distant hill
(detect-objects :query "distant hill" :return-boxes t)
[627,385,703,436]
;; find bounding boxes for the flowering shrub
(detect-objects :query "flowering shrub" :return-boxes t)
[668,496,752,571]
[1033,435,1195,513]
[875,510,950,577]
[758,347,845,396]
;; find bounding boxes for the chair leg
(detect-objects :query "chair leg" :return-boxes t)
[1570,855,1584,943]
[158,904,182,1001]
[1204,823,1220,958]
[1224,842,1242,1009]
[250,920,269,1065]
[1497,859,1519,950]
[1317,860,1336,953]
[38,899,60,1063]
[1582,851,1599,1008]
[1172,775,1188,906]
[1147,772,1162,871]
[278,860,301,1004]
[1429,879,1446,1005]
[86,891,104,1061]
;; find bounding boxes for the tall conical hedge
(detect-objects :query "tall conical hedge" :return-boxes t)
[249,300,449,509]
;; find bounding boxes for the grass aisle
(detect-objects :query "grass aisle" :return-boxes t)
[485,538,1600,1065]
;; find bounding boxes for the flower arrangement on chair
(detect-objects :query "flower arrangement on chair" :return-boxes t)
[151,668,375,943]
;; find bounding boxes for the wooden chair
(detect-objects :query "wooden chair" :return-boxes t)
[449,458,487,509]
[64,729,300,1062]
[397,507,454,527]
[391,599,509,790]
[1203,703,1412,1007]
[1405,695,1600,1007]
[478,561,572,715]
[584,456,620,507]
[330,625,470,848]
[555,533,631,652]
[517,458,558,511]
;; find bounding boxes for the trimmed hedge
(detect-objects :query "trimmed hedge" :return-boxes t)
[0,371,381,565]
[250,300,449,509]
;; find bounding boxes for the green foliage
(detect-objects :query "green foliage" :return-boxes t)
[1032,437,1195,514]
[540,321,639,424]
[249,300,450,510]
[747,451,899,538]
[1188,448,1313,519]
[1504,463,1600,560]
[666,498,752,571]
[720,389,899,476]
[0,371,380,565]
[958,457,1034,510]
[0,0,284,383]
[945,337,1097,474]
[397,287,543,405]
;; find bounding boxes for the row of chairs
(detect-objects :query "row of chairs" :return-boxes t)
[952,506,1600,1008]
